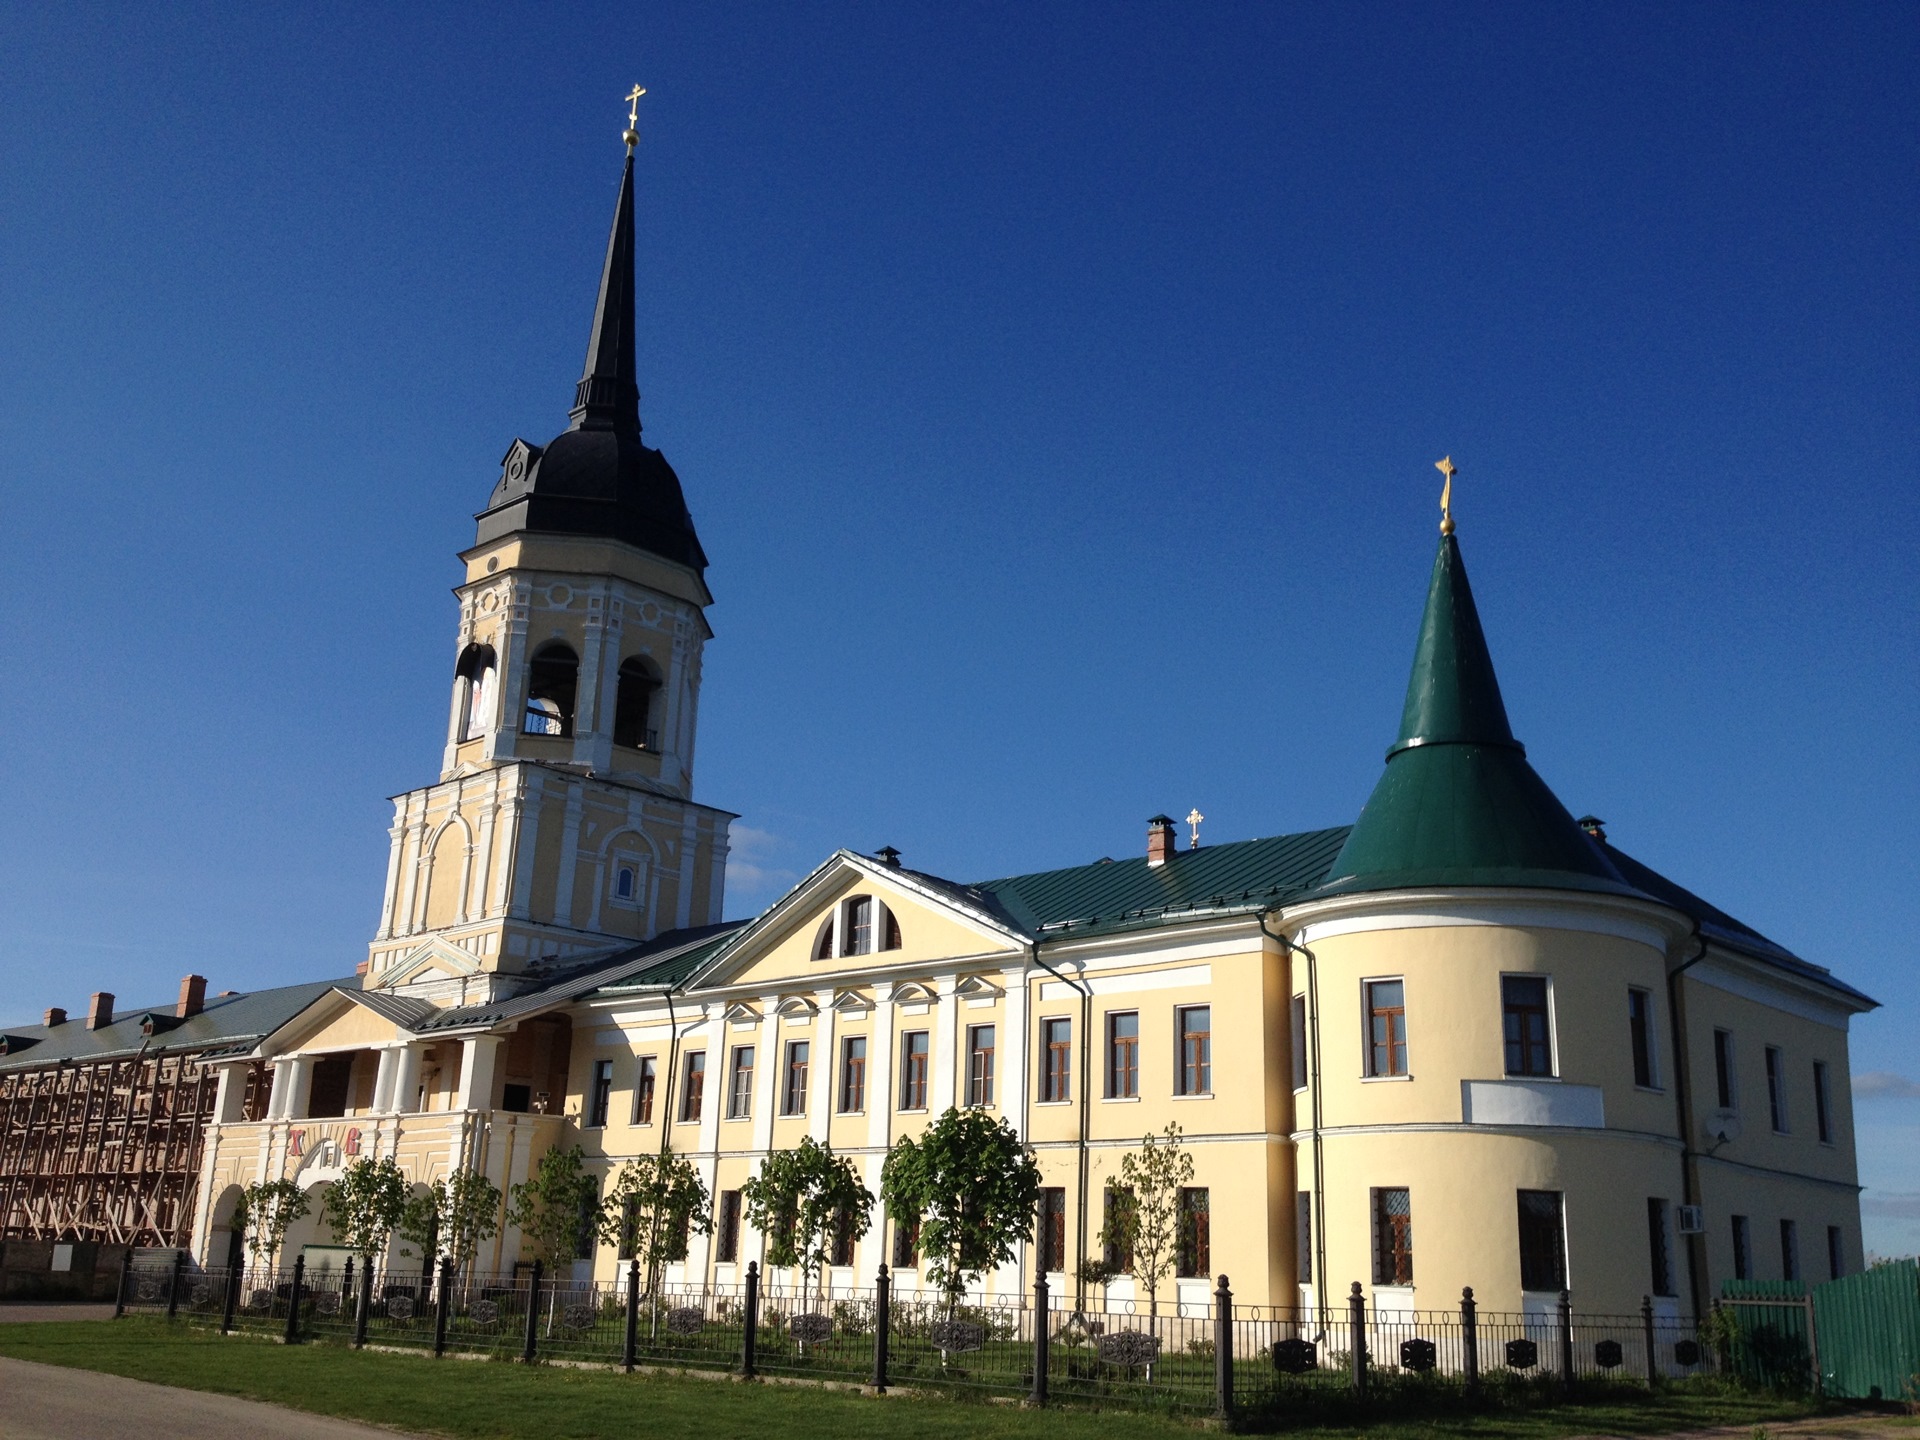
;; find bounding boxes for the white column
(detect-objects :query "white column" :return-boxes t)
[810,991,835,1144]
[276,1056,314,1120]
[212,1061,252,1124]
[391,1043,427,1115]
[932,977,958,1114]
[371,1047,400,1113]
[456,1035,503,1111]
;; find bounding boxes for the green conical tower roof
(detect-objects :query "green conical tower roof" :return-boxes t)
[1318,530,1636,898]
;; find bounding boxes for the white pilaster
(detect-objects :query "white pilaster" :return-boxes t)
[456,1035,504,1111]
[867,985,897,1152]
[212,1061,251,1124]
[371,1047,400,1114]
[391,1043,427,1115]
[932,977,958,1114]
[810,990,834,1144]
[1000,966,1028,1133]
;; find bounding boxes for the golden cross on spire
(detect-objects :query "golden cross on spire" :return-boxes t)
[1435,456,1457,535]
[623,84,647,150]
[1185,808,1205,850]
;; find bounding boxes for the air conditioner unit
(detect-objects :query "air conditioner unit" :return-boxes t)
[1676,1205,1705,1235]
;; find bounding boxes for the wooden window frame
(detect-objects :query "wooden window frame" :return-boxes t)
[966,1024,996,1108]
[1628,987,1657,1088]
[1501,975,1553,1078]
[716,1190,742,1264]
[1041,1017,1072,1103]
[1102,1184,1136,1274]
[727,1045,755,1120]
[1365,978,1409,1078]
[1039,1187,1067,1273]
[1516,1188,1566,1292]
[1106,1011,1140,1099]
[1371,1186,1413,1286]
[587,1059,613,1128]
[783,1040,811,1117]
[679,1051,706,1124]
[839,1035,867,1114]
[1177,1006,1212,1096]
[899,1030,929,1111]
[1176,1187,1210,1278]
[633,1054,657,1125]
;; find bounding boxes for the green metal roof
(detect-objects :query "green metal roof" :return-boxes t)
[0,977,348,1073]
[1319,532,1635,900]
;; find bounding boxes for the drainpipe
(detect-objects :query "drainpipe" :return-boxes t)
[1259,912,1327,1330]
[1666,922,1709,1322]
[1029,939,1090,1311]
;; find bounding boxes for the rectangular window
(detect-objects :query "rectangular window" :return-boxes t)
[1178,1006,1212,1095]
[899,1030,929,1110]
[1362,978,1408,1077]
[1766,1046,1788,1132]
[1107,1012,1139,1098]
[830,1202,856,1266]
[1042,1018,1072,1103]
[1629,988,1656,1087]
[783,1041,811,1116]
[1732,1214,1752,1280]
[1102,1184,1136,1274]
[1371,1187,1413,1285]
[1502,976,1553,1077]
[575,1182,600,1261]
[1295,1192,1312,1284]
[1714,1030,1736,1109]
[1827,1225,1845,1280]
[1647,1198,1675,1297]
[680,1051,705,1123]
[716,1190,741,1264]
[1813,1062,1833,1144]
[727,1045,755,1119]
[840,1036,867,1113]
[1176,1188,1211,1278]
[588,1059,613,1128]
[1290,995,1309,1091]
[847,896,873,956]
[633,1055,657,1124]
[892,1213,921,1268]
[1039,1188,1067,1272]
[967,1025,995,1107]
[617,1195,640,1260]
[1780,1219,1799,1281]
[1517,1189,1567,1291]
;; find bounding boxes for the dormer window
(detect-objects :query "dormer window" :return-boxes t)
[812,894,904,960]
[455,643,497,742]
[524,642,578,736]
[612,655,661,751]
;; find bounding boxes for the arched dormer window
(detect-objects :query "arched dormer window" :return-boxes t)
[456,643,497,742]
[524,642,578,736]
[813,895,904,959]
[612,655,661,751]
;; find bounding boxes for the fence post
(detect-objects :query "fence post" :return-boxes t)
[1348,1281,1368,1394]
[354,1259,373,1348]
[1642,1294,1658,1388]
[741,1261,759,1380]
[166,1250,186,1321]
[222,1258,241,1334]
[112,1249,133,1319]
[1461,1287,1479,1399]
[434,1257,452,1357]
[341,1256,355,1326]
[1030,1269,1049,1406]
[871,1263,891,1393]
[284,1254,305,1345]
[522,1259,543,1363]
[1214,1273,1234,1421]
[1558,1288,1575,1396]
[624,1257,640,1372]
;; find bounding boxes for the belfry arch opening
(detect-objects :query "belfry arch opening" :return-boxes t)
[455,643,497,742]
[612,655,660,751]
[523,642,579,737]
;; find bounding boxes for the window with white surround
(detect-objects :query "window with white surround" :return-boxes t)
[1813,1061,1833,1144]
[1502,976,1553,1078]
[1365,979,1408,1077]
[813,895,904,960]
[1766,1046,1789,1133]
[1628,988,1658,1088]
[455,643,497,742]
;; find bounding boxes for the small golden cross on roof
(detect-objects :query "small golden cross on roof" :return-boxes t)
[623,84,647,149]
[1435,456,1457,535]
[1185,808,1205,850]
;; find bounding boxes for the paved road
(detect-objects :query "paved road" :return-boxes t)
[0,1357,431,1439]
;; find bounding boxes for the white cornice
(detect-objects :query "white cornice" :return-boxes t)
[1688,946,1869,1027]
[1279,887,1691,956]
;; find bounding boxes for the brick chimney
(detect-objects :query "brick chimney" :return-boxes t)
[1147,815,1178,867]
[177,974,207,1019]
[43,1007,66,1028]
[87,992,115,1030]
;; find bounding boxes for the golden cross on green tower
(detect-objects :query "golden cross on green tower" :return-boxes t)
[1435,456,1457,535]
[623,83,646,150]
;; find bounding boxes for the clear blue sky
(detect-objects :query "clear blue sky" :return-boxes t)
[2,5,1914,1250]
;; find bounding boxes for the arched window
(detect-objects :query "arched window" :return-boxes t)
[847,896,874,956]
[813,918,834,961]
[615,864,637,900]
[813,896,899,959]
[612,656,661,750]
[524,642,578,736]
[883,906,902,951]
[455,643,497,742]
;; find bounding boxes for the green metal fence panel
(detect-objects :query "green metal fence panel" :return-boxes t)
[1720,1279,1813,1390]
[1812,1260,1920,1402]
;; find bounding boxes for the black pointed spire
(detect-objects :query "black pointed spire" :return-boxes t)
[570,152,640,430]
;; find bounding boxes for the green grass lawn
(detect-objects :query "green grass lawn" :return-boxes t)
[0,1319,1883,1440]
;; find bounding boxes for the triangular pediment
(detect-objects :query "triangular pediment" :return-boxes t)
[377,937,487,991]
[259,988,432,1057]
[687,850,1029,994]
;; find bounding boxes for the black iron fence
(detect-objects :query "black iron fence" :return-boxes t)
[116,1255,1718,1417]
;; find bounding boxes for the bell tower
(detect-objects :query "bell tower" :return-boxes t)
[365,116,735,999]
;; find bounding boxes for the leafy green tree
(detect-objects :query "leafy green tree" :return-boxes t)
[320,1155,409,1263]
[235,1178,310,1272]
[740,1136,871,1311]
[506,1145,602,1268]
[1099,1122,1194,1320]
[880,1107,1042,1315]
[399,1168,502,1278]
[603,1147,712,1284]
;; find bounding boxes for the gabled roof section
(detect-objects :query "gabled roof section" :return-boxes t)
[422,923,743,1028]
[971,827,1352,940]
[0,977,349,1074]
